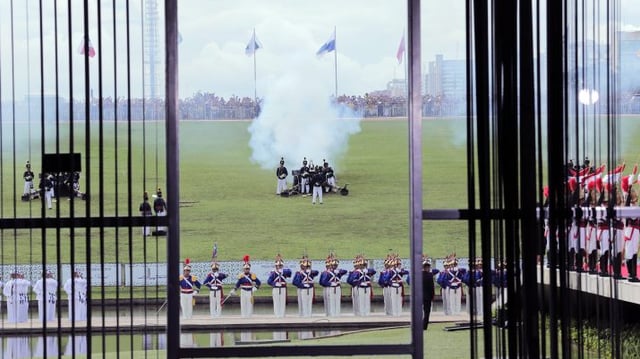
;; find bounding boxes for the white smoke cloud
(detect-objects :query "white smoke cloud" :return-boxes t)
[248,55,361,172]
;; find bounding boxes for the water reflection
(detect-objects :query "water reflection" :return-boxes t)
[210,332,224,347]
[34,336,59,358]
[64,335,87,356]
[298,330,314,340]
[4,337,30,359]
[272,331,287,341]
[180,333,197,348]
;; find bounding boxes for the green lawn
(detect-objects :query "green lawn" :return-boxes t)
[3,116,640,266]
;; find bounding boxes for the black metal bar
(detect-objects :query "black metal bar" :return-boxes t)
[407,1,423,358]
[165,0,180,358]
[0,216,168,230]
[180,344,413,358]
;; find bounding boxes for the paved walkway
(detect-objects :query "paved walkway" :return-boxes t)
[0,311,469,336]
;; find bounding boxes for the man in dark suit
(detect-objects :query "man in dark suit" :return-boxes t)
[422,257,438,330]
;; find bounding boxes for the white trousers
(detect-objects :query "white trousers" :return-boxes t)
[323,285,342,317]
[45,189,53,209]
[180,293,194,319]
[447,286,462,315]
[272,287,287,317]
[38,297,57,322]
[209,290,222,318]
[276,178,287,194]
[353,286,371,316]
[388,285,403,316]
[156,211,167,233]
[24,181,32,195]
[312,186,323,204]
[625,229,639,260]
[297,287,314,317]
[441,287,450,315]
[240,289,254,317]
[382,286,390,315]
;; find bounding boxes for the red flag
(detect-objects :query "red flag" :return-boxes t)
[396,34,405,65]
[78,38,96,58]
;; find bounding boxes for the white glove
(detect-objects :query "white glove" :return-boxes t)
[194,290,199,295]
[252,287,258,292]
[230,288,236,295]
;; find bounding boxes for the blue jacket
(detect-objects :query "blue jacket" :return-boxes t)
[292,270,319,289]
[319,268,347,287]
[267,268,292,287]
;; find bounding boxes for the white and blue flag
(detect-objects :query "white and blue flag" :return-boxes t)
[316,29,336,57]
[245,29,263,56]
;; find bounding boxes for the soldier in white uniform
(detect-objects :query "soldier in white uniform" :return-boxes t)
[319,253,347,317]
[387,255,409,316]
[292,256,319,317]
[202,262,226,318]
[266,254,292,318]
[64,271,88,321]
[178,259,201,319]
[347,254,376,316]
[23,161,34,196]
[153,188,168,234]
[276,158,288,195]
[3,272,31,323]
[139,191,153,236]
[33,270,59,322]
[233,256,261,318]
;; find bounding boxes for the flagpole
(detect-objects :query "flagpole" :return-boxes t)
[333,26,338,98]
[253,28,258,106]
[403,30,407,91]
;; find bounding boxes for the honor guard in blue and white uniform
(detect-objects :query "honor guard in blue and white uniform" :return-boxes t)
[202,262,227,318]
[624,188,640,282]
[3,272,31,323]
[63,270,87,321]
[33,270,58,322]
[267,254,292,317]
[23,161,34,197]
[436,259,451,315]
[386,254,409,316]
[234,256,261,317]
[292,255,319,317]
[319,252,347,317]
[492,261,508,311]
[378,254,394,315]
[139,191,153,236]
[179,259,201,319]
[444,255,466,315]
[276,157,288,195]
[348,254,376,316]
[463,257,484,316]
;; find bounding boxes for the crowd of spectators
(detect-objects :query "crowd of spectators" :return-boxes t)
[7,89,640,122]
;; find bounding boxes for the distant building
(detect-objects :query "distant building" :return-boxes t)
[426,54,466,98]
[386,78,407,97]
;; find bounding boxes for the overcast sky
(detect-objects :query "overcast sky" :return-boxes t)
[0,0,639,101]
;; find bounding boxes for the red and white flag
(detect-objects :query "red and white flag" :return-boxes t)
[396,34,405,65]
[78,38,96,58]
